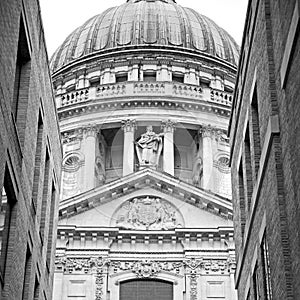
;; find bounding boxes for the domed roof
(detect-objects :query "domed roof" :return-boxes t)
[50,0,239,72]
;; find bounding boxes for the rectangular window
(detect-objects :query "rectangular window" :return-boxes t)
[238,162,246,242]
[33,277,40,300]
[251,86,261,179]
[243,126,253,214]
[261,235,272,299]
[0,166,17,283]
[12,15,31,146]
[172,73,184,83]
[46,183,56,272]
[40,149,50,244]
[32,112,44,212]
[143,72,156,82]
[21,245,32,300]
[116,73,128,83]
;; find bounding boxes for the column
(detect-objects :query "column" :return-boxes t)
[122,119,136,176]
[200,125,214,191]
[162,120,175,176]
[83,125,98,191]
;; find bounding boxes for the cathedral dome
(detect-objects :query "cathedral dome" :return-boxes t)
[50,0,239,72]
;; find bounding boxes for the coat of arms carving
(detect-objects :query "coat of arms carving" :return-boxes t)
[114,196,183,230]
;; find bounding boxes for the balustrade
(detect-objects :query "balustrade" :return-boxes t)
[61,88,89,107]
[210,90,232,106]
[59,82,233,108]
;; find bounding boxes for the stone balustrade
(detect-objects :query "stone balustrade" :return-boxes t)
[61,88,89,107]
[58,82,233,108]
[210,90,233,106]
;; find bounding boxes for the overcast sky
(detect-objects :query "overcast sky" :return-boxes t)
[39,0,248,58]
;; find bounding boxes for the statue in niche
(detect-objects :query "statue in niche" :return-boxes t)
[115,197,183,230]
[135,125,164,167]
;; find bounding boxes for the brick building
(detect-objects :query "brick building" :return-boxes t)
[0,0,62,299]
[229,0,300,299]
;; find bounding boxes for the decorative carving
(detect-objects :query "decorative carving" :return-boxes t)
[190,273,198,300]
[121,119,136,132]
[114,197,183,230]
[111,260,183,277]
[161,119,176,133]
[184,257,203,270]
[55,256,109,273]
[135,125,164,168]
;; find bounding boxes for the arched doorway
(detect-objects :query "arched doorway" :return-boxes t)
[120,279,173,300]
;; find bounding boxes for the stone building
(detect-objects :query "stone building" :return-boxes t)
[229,0,300,299]
[50,0,239,299]
[0,0,61,299]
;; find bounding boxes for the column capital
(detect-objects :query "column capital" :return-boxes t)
[82,124,100,138]
[121,119,136,133]
[161,119,176,133]
[199,125,229,142]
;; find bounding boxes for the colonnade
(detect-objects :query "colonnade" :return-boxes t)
[78,122,217,191]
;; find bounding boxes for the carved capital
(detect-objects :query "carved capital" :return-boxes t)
[161,119,176,133]
[62,130,83,144]
[83,124,100,138]
[121,119,136,133]
[199,124,214,138]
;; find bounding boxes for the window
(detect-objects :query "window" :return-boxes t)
[32,112,44,212]
[21,245,32,300]
[120,279,173,300]
[33,277,40,300]
[243,126,253,214]
[251,86,261,179]
[143,72,156,82]
[172,73,184,83]
[116,73,128,83]
[261,235,272,299]
[46,183,56,271]
[40,149,50,244]
[238,162,246,243]
[0,166,17,283]
[12,15,31,146]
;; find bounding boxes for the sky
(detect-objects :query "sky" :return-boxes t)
[39,0,248,58]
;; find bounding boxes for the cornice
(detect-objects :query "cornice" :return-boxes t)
[58,168,233,220]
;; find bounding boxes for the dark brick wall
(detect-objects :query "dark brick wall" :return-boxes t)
[0,0,62,299]
[229,0,300,299]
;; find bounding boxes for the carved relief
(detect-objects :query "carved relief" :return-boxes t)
[135,125,164,168]
[113,197,184,230]
[111,260,183,277]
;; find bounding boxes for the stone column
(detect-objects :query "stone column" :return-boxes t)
[162,120,175,176]
[83,125,98,191]
[200,125,214,191]
[122,119,136,176]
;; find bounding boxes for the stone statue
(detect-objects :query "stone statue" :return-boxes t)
[135,125,164,167]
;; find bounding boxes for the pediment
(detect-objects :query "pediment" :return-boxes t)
[59,168,233,224]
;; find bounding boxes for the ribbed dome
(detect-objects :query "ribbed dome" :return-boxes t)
[50,0,239,72]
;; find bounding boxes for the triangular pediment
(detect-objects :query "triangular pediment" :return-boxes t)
[59,168,233,222]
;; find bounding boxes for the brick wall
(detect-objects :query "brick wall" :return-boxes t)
[229,0,300,298]
[0,0,62,299]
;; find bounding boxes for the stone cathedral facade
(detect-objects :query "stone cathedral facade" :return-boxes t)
[50,1,239,299]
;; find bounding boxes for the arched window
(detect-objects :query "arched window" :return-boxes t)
[120,279,173,300]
